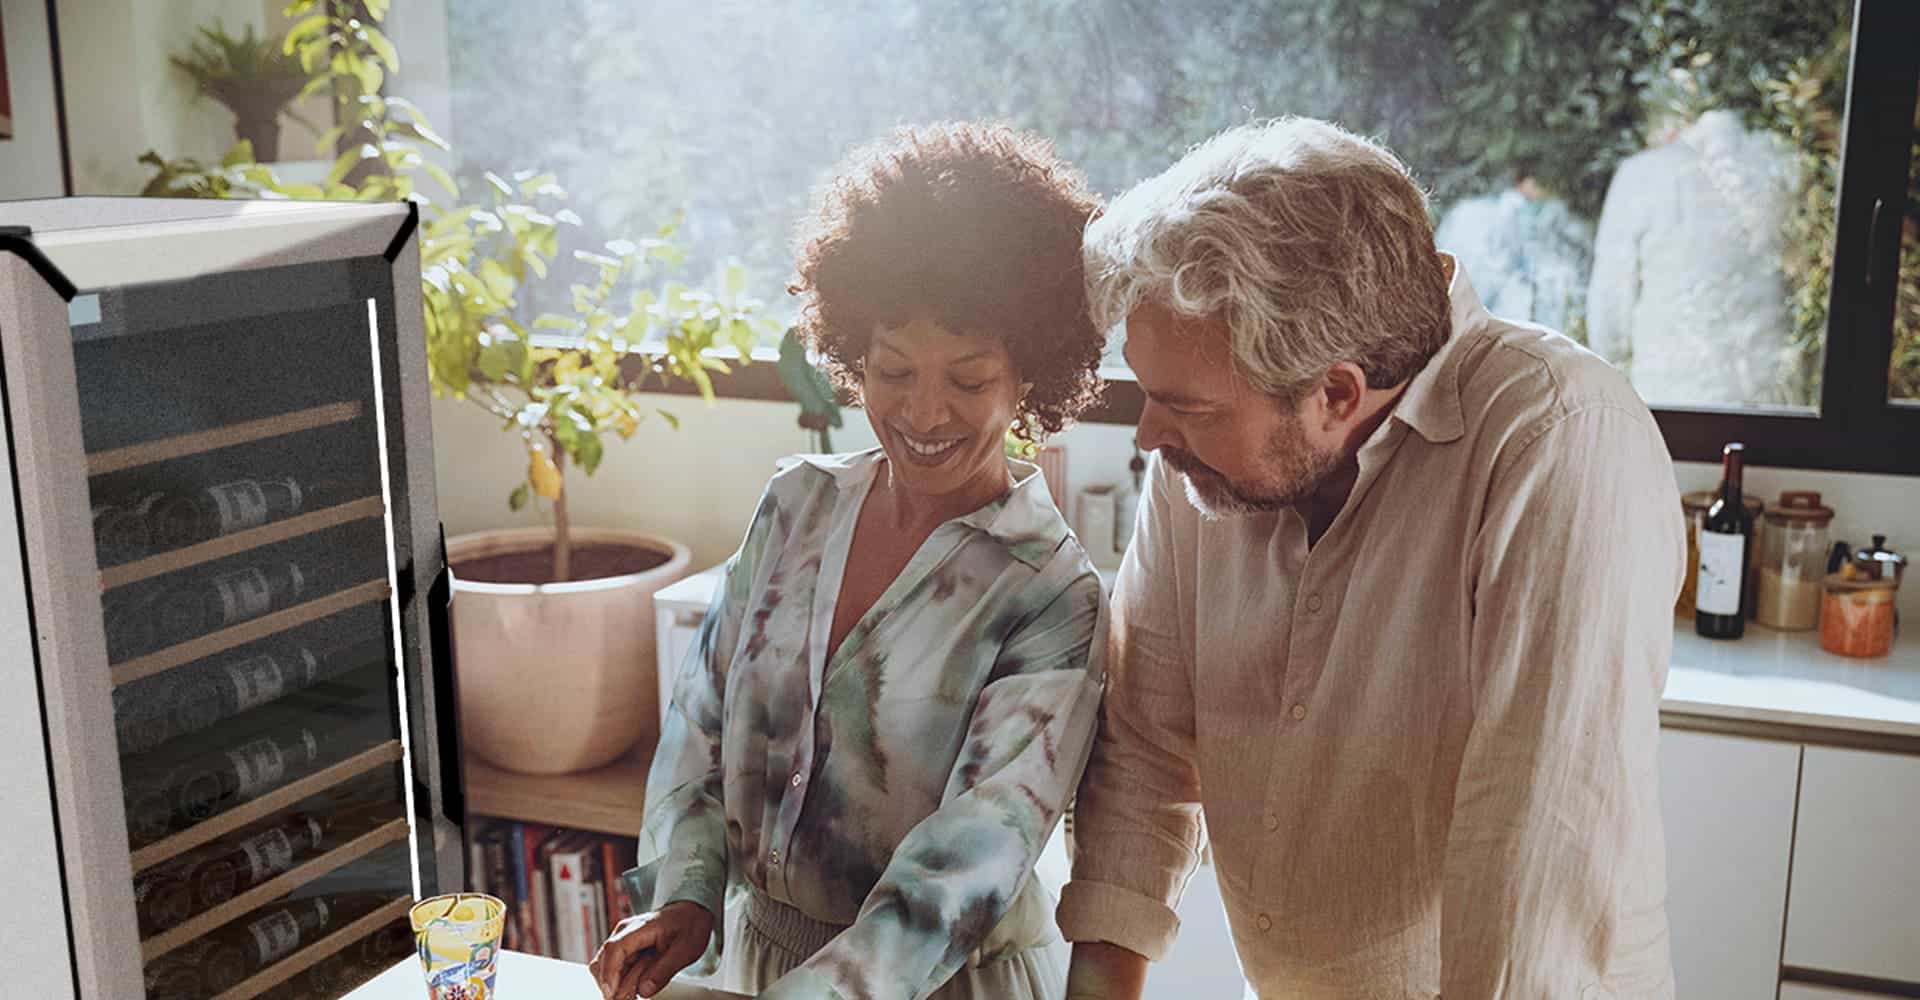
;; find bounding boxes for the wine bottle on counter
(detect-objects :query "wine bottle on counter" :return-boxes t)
[114,633,386,754]
[1695,442,1754,640]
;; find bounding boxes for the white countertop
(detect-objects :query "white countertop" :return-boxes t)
[346,950,747,999]
[1663,623,1920,739]
[660,567,1920,741]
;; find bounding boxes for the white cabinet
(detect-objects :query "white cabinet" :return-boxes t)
[1660,730,1802,1000]
[653,567,722,726]
[1784,747,1920,984]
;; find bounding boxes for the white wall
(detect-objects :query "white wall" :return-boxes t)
[55,0,323,195]
[0,0,65,199]
[432,394,1918,622]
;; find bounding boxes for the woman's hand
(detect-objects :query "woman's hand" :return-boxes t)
[589,900,716,999]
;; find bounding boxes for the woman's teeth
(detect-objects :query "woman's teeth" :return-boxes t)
[903,434,963,458]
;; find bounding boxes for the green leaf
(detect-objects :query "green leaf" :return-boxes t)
[220,140,257,168]
[655,408,681,431]
[328,144,378,185]
[356,58,384,98]
[360,24,400,73]
[477,341,515,381]
[362,0,390,22]
[283,14,329,55]
[576,432,605,476]
[508,482,530,511]
[421,159,459,198]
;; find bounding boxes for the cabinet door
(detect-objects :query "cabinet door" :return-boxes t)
[1785,747,1920,983]
[1661,729,1801,1000]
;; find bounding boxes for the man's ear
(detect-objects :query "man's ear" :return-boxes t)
[1314,362,1370,430]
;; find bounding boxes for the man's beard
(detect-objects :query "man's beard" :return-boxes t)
[1160,416,1343,520]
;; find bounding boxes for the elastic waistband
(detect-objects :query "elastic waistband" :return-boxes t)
[743,886,850,958]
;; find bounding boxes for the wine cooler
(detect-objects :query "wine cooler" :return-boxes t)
[0,198,462,999]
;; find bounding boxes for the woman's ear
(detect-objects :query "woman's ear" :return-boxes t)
[1019,380,1035,401]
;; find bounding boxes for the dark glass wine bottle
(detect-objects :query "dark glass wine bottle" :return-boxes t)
[191,813,328,909]
[114,633,384,754]
[133,861,194,937]
[152,476,341,549]
[1695,442,1754,639]
[154,559,311,647]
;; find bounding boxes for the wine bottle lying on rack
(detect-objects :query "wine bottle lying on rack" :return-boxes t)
[144,897,337,997]
[123,710,391,845]
[114,632,387,754]
[91,476,365,566]
[105,550,371,662]
[135,812,327,936]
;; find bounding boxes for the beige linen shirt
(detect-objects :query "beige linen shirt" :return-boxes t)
[1058,268,1685,998]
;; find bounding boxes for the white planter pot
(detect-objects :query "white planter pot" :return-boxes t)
[448,527,691,774]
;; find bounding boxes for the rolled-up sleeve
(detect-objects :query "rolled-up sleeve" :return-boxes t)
[1442,404,1683,996]
[1057,456,1204,961]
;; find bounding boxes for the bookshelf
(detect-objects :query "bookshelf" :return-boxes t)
[462,741,654,838]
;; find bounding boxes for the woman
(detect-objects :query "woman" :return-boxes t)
[591,122,1109,1000]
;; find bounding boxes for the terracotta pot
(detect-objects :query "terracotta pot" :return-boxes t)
[448,527,691,774]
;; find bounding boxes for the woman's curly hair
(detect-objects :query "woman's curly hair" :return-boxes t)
[790,121,1106,442]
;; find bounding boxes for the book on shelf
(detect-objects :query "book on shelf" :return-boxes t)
[466,820,642,959]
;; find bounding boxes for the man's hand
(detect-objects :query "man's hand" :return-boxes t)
[589,900,715,999]
[1065,940,1150,1000]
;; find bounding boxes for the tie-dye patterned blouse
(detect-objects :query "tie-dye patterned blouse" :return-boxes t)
[624,449,1105,999]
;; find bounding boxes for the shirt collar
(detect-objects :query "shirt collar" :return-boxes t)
[796,448,1068,569]
[1389,254,1487,445]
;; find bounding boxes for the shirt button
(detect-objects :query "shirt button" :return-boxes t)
[1256,914,1273,932]
[1262,812,1279,832]
[1290,704,1307,721]
[1304,593,1323,613]
[791,772,804,787]
[769,849,780,866]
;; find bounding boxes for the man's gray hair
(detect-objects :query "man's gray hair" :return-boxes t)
[1085,117,1452,399]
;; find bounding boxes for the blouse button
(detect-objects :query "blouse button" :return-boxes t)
[1290,704,1307,721]
[1304,593,1324,613]
[791,772,804,787]
[1256,914,1273,932]
[769,850,781,866]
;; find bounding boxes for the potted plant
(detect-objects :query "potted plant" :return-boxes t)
[141,0,783,773]
[169,21,314,162]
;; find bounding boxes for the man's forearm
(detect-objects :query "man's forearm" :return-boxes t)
[1066,941,1150,1000]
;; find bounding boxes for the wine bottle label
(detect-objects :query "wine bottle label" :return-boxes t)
[225,654,288,713]
[1696,531,1745,616]
[229,737,288,798]
[207,481,271,535]
[248,909,302,965]
[240,829,296,883]
[213,568,274,624]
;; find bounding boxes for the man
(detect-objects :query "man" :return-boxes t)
[1057,118,1683,998]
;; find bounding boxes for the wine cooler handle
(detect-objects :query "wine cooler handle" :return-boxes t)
[428,522,465,823]
[0,227,80,301]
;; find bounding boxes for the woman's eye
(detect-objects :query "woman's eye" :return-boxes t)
[874,368,911,382]
[952,380,988,393]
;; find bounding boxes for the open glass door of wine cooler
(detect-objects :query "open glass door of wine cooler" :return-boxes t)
[0,199,459,1000]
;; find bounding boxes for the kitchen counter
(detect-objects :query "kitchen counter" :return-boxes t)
[345,950,748,999]
[1663,622,1920,745]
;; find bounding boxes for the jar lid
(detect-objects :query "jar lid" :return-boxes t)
[1682,490,1764,516]
[1854,534,1906,582]
[1765,490,1834,524]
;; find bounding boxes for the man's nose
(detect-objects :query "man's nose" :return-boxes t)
[1135,400,1178,454]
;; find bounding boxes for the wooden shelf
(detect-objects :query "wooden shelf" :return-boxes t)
[132,741,405,872]
[464,742,656,837]
[101,496,386,591]
[210,894,414,1000]
[87,401,364,477]
[111,578,391,688]
[142,818,410,962]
